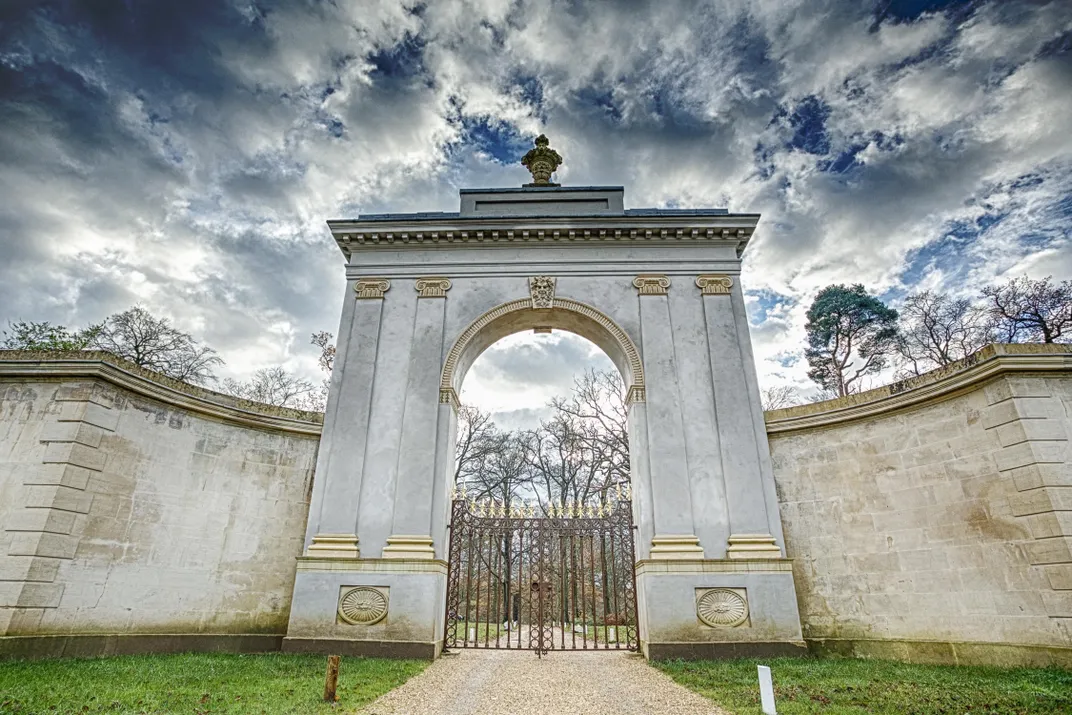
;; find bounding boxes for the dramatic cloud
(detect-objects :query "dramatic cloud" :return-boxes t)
[1,0,1069,416]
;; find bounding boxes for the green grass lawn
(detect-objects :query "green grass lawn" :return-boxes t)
[0,652,427,714]
[654,657,1072,714]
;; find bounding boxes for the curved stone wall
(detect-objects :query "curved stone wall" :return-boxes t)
[0,352,322,658]
[766,344,1072,667]
[2,346,1070,666]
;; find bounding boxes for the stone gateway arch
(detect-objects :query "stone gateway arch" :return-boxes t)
[284,140,805,659]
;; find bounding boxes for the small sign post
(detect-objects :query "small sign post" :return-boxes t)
[758,665,776,715]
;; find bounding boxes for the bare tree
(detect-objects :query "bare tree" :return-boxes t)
[311,331,336,373]
[90,306,222,385]
[761,385,799,411]
[223,367,322,410]
[982,276,1072,344]
[452,406,529,626]
[895,291,994,376]
[454,405,502,486]
[548,369,630,494]
[523,414,606,514]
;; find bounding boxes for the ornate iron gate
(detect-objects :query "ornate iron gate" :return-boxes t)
[443,491,639,655]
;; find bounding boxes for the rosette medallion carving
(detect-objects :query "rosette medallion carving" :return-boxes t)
[337,586,389,625]
[696,588,749,628]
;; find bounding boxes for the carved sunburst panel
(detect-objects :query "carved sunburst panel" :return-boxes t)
[338,586,389,625]
[696,588,749,628]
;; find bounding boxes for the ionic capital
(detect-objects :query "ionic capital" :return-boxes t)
[632,274,671,296]
[354,278,390,299]
[415,277,452,298]
[696,275,733,295]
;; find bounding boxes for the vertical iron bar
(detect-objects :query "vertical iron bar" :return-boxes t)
[517,529,524,650]
[473,516,482,648]
[626,511,639,650]
[483,522,492,648]
[579,519,588,649]
[561,531,570,656]
[491,524,500,647]
[463,509,474,648]
[588,530,598,650]
[570,527,577,649]
[613,512,621,651]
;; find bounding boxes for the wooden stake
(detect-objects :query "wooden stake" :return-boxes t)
[323,655,340,703]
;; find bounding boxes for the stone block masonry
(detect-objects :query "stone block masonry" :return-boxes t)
[2,345,1071,667]
[767,344,1072,668]
[0,352,322,657]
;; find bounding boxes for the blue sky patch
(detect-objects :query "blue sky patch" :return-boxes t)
[366,33,426,83]
[458,116,529,164]
[786,96,831,155]
[747,289,797,326]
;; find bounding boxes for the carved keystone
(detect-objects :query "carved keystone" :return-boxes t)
[529,276,556,309]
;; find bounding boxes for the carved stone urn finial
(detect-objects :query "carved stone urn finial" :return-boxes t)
[521,134,562,187]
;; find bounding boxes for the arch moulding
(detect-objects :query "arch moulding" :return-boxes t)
[439,296,646,407]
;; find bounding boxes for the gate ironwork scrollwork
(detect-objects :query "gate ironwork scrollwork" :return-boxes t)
[443,492,639,656]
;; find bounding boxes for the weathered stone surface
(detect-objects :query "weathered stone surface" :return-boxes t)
[768,357,1072,660]
[0,373,319,638]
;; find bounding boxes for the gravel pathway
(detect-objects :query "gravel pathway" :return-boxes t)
[359,649,729,715]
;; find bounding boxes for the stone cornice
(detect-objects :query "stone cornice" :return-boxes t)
[0,351,324,436]
[329,216,758,257]
[765,344,1072,434]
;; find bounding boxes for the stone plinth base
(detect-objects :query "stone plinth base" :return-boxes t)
[0,634,282,660]
[636,558,803,659]
[382,535,436,559]
[285,557,446,657]
[808,637,1072,669]
[281,637,437,659]
[650,535,705,559]
[647,640,808,660]
[307,533,360,559]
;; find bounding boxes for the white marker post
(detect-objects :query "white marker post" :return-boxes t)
[758,665,776,715]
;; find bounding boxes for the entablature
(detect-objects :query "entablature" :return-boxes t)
[329,215,759,259]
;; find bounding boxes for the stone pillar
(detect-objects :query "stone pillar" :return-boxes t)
[429,400,458,561]
[633,275,703,559]
[305,278,391,558]
[627,400,656,560]
[285,277,447,659]
[697,275,781,559]
[384,278,452,559]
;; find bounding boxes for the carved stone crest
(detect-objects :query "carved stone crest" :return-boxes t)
[632,275,671,296]
[354,278,390,299]
[415,277,452,298]
[338,586,389,625]
[529,276,556,309]
[696,275,733,295]
[696,588,749,628]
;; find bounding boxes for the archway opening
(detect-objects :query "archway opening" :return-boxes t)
[442,314,640,653]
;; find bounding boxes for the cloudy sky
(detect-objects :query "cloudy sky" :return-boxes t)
[2,0,1070,427]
